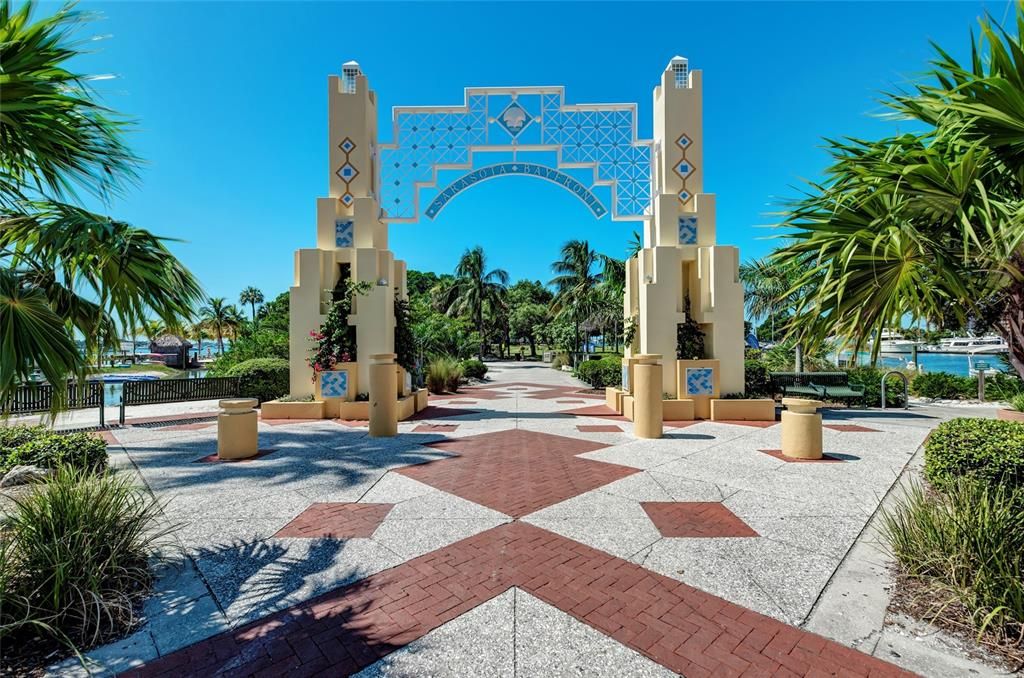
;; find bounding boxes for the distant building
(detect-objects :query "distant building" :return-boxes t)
[149,334,193,368]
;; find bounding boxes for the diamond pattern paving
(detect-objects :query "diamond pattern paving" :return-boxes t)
[642,502,759,538]
[124,522,913,678]
[825,424,882,433]
[397,429,636,518]
[273,503,394,539]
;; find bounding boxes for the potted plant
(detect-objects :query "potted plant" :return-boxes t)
[996,394,1024,423]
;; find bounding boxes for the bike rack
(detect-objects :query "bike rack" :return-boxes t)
[881,371,909,410]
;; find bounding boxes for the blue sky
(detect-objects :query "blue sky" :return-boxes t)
[72,1,1008,303]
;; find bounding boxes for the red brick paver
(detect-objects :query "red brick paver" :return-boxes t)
[193,449,278,464]
[273,503,393,539]
[824,424,881,433]
[406,406,479,421]
[642,502,759,538]
[577,424,623,433]
[124,522,914,678]
[412,423,459,433]
[397,429,635,518]
[759,449,845,463]
[561,403,629,421]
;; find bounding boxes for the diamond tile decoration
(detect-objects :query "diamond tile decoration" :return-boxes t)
[339,137,356,153]
[334,219,354,248]
[675,160,694,178]
[274,503,393,539]
[336,162,360,182]
[641,502,758,538]
[678,215,698,244]
[685,367,714,396]
[398,429,634,517]
[320,370,348,398]
[340,193,354,206]
[676,133,692,149]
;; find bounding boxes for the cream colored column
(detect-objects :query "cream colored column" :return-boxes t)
[780,398,824,459]
[633,354,664,439]
[217,398,259,459]
[369,353,398,437]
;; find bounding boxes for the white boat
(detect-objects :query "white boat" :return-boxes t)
[924,335,1008,354]
[870,331,922,354]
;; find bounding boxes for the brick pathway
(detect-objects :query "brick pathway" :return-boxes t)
[642,502,760,538]
[124,522,914,678]
[273,503,394,539]
[397,429,637,518]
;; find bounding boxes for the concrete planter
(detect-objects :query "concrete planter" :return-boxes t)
[397,394,416,420]
[663,398,695,421]
[606,387,626,413]
[710,398,776,422]
[414,389,429,412]
[338,400,370,420]
[260,399,325,420]
[996,408,1024,423]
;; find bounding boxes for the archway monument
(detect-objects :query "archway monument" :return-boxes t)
[285,58,772,429]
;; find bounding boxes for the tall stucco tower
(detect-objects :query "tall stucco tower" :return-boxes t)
[625,57,745,396]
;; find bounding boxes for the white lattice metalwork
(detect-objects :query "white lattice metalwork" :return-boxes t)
[671,57,689,89]
[378,86,654,222]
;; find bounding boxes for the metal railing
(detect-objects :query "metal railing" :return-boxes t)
[119,377,240,424]
[3,382,106,426]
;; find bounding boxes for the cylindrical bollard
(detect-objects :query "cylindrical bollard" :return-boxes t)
[369,353,398,437]
[780,398,824,459]
[633,354,663,439]
[217,398,259,460]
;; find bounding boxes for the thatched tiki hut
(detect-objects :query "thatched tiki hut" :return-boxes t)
[149,334,193,368]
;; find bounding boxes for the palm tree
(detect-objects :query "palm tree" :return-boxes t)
[199,298,242,355]
[772,6,1024,375]
[438,246,509,360]
[550,240,602,360]
[186,321,209,357]
[597,254,625,352]
[0,3,203,406]
[239,286,264,322]
[738,257,805,342]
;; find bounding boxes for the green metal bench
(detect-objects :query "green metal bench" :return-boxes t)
[772,372,866,406]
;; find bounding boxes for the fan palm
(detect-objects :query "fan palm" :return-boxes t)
[738,257,806,342]
[772,7,1024,376]
[550,240,602,358]
[0,2,203,407]
[199,298,242,355]
[239,286,264,322]
[438,246,509,360]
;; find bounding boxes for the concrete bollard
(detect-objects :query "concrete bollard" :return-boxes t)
[217,398,259,460]
[369,353,398,438]
[780,398,824,459]
[633,354,663,439]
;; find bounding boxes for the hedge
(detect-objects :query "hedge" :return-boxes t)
[1,426,108,475]
[911,372,977,400]
[924,417,1024,493]
[575,357,621,389]
[225,358,290,403]
[461,359,488,380]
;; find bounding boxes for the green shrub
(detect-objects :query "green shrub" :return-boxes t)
[1010,394,1024,413]
[0,467,172,653]
[880,478,1023,642]
[911,371,976,400]
[426,357,463,394]
[744,360,773,397]
[3,432,107,475]
[461,359,488,380]
[844,366,907,407]
[0,425,47,453]
[924,417,1024,493]
[986,372,1024,402]
[225,357,289,403]
[575,357,621,389]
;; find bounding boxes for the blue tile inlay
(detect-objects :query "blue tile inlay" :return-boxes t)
[621,365,630,392]
[320,371,349,399]
[678,215,698,245]
[685,367,714,396]
[335,219,354,248]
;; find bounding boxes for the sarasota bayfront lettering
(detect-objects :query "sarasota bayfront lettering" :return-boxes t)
[424,163,607,219]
